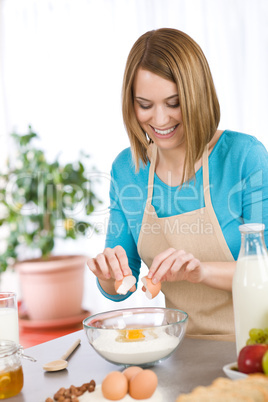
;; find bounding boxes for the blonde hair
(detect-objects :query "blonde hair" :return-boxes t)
[122,28,220,182]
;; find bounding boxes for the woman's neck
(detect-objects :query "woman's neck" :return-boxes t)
[155,145,186,186]
[152,129,223,187]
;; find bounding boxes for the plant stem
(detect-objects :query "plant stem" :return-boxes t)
[43,213,50,232]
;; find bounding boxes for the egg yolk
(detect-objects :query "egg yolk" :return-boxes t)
[116,329,145,342]
[127,329,145,340]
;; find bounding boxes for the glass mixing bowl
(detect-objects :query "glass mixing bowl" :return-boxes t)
[83,307,188,367]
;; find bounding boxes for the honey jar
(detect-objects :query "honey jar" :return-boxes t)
[0,340,24,399]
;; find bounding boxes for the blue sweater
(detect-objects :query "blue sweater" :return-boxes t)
[98,130,268,300]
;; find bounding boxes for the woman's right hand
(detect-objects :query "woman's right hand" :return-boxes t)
[87,245,134,288]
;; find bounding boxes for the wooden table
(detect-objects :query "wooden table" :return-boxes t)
[10,329,237,402]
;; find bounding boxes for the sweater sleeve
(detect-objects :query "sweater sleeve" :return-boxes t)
[97,165,142,302]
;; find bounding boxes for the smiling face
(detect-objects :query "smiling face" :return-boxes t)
[133,68,184,152]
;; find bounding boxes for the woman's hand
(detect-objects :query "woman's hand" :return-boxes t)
[147,248,205,285]
[87,245,136,293]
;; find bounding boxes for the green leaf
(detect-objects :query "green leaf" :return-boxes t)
[0,125,102,266]
[12,131,38,147]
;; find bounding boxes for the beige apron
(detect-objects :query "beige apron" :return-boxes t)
[137,143,235,341]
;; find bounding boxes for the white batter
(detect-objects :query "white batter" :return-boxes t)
[92,329,180,365]
[78,385,163,402]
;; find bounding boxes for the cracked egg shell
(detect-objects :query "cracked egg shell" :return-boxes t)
[141,276,161,299]
[114,275,136,295]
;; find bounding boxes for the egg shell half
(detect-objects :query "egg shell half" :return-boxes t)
[122,366,143,382]
[114,275,136,295]
[141,276,161,299]
[129,369,158,400]
[101,371,128,400]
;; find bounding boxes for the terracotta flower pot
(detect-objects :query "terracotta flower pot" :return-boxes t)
[16,255,87,321]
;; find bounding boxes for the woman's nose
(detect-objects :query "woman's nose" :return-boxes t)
[153,106,169,127]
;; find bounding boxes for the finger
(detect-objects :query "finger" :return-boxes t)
[148,248,178,278]
[151,252,180,283]
[170,253,195,274]
[103,248,122,280]
[114,245,131,276]
[87,257,97,274]
[95,253,111,279]
[161,274,168,282]
[87,257,110,280]
[185,257,200,271]
[152,250,193,283]
[150,249,187,283]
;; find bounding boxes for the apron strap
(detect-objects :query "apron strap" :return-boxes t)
[201,144,234,261]
[202,145,212,208]
[147,143,158,201]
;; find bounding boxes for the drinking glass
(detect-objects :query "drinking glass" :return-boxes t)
[0,292,19,344]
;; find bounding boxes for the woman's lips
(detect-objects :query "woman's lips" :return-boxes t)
[150,124,179,139]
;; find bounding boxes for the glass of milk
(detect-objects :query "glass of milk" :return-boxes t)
[0,292,19,344]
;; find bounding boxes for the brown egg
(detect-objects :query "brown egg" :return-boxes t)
[114,275,136,295]
[101,371,128,400]
[122,366,143,382]
[129,369,158,399]
[141,276,161,299]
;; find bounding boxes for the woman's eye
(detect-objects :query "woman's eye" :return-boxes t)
[167,103,180,108]
[139,104,152,110]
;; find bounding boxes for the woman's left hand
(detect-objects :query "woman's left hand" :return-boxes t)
[147,247,205,285]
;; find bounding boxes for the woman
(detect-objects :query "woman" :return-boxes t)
[87,28,268,340]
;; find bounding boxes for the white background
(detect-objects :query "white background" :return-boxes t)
[0,0,268,314]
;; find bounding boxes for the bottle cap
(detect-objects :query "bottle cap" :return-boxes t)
[239,223,265,232]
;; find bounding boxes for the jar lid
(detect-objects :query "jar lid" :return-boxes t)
[0,340,19,358]
[239,223,265,232]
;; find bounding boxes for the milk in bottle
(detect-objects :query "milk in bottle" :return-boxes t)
[232,223,268,355]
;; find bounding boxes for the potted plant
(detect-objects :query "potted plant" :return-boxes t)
[0,126,102,321]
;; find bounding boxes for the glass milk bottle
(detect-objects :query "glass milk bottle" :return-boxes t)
[0,292,19,344]
[232,223,268,355]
